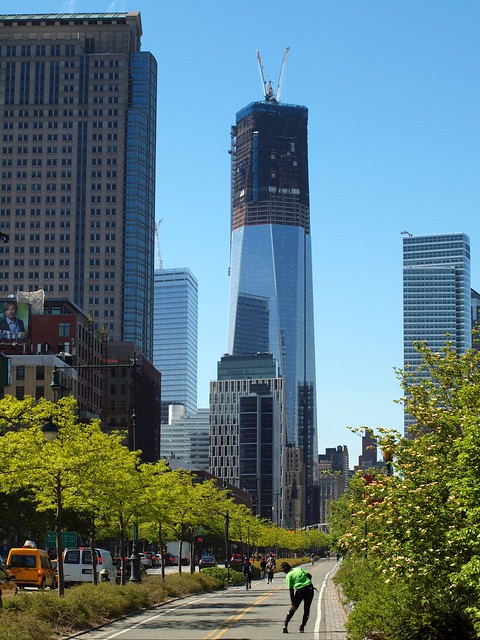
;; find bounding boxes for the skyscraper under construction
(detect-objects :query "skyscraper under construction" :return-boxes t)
[227,60,317,526]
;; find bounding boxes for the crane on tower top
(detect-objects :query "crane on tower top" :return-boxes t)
[256,46,290,103]
[154,219,163,270]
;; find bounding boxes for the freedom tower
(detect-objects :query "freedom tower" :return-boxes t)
[227,52,317,526]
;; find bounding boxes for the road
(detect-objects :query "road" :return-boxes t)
[72,558,341,640]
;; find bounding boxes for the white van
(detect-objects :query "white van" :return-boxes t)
[62,547,115,584]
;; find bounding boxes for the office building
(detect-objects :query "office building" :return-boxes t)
[160,406,209,469]
[103,342,161,463]
[318,445,349,526]
[210,353,285,525]
[227,98,317,525]
[153,268,198,419]
[403,232,471,428]
[0,12,157,359]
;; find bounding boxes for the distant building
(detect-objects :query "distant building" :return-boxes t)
[210,353,285,525]
[471,289,480,350]
[160,406,209,469]
[318,445,349,525]
[403,232,471,430]
[357,429,377,470]
[153,268,198,421]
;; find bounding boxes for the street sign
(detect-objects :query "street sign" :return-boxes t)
[46,531,77,549]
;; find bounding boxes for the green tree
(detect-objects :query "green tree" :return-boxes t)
[334,341,480,639]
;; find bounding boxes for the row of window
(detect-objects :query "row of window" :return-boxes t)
[2,145,118,154]
[4,111,120,126]
[1,48,121,65]
[2,157,117,166]
[0,208,117,217]
[0,195,118,204]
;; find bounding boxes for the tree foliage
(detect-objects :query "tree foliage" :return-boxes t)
[333,341,480,639]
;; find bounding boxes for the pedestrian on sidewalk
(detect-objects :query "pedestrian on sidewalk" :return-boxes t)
[280,562,315,634]
[266,553,276,583]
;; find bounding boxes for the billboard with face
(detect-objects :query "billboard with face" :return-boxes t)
[0,300,29,341]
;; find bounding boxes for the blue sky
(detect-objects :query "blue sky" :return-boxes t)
[11,1,480,462]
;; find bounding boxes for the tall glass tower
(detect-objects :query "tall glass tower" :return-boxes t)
[227,100,317,525]
[153,268,198,418]
[403,232,471,428]
[0,13,156,359]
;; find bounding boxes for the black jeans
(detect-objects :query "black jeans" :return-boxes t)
[284,584,315,629]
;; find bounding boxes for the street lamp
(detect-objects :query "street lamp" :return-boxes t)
[42,416,59,442]
[41,416,65,597]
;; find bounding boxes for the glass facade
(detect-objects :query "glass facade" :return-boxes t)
[123,52,157,359]
[227,101,317,524]
[403,233,471,427]
[153,268,198,416]
[160,407,209,469]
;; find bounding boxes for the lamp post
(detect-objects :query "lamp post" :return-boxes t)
[224,509,230,579]
[41,416,65,597]
[128,397,142,583]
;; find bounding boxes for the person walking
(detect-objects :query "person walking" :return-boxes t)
[280,562,315,634]
[260,556,266,579]
[266,553,276,583]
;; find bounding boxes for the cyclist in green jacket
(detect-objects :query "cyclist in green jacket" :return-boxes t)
[280,562,315,634]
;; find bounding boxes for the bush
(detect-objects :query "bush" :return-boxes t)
[335,556,476,640]
[200,566,244,585]
[0,572,225,640]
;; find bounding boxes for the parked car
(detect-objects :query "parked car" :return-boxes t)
[0,566,17,600]
[163,553,178,566]
[199,555,217,569]
[6,545,55,589]
[139,553,152,568]
[230,553,244,569]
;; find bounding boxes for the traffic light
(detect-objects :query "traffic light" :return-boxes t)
[0,232,8,243]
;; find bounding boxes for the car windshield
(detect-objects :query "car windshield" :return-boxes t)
[9,554,35,568]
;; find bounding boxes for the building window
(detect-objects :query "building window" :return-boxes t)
[36,366,45,381]
[57,323,69,338]
[16,366,25,381]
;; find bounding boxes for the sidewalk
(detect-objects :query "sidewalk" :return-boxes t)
[322,562,348,639]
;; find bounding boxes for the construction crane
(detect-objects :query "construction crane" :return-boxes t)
[154,219,163,270]
[256,46,290,103]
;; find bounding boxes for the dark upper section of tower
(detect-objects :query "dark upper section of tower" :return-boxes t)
[230,101,310,232]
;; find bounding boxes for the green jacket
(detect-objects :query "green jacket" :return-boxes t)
[285,567,312,592]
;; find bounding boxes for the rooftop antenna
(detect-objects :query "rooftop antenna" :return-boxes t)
[256,46,290,103]
[154,219,163,269]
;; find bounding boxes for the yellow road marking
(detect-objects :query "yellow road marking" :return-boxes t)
[204,589,280,640]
